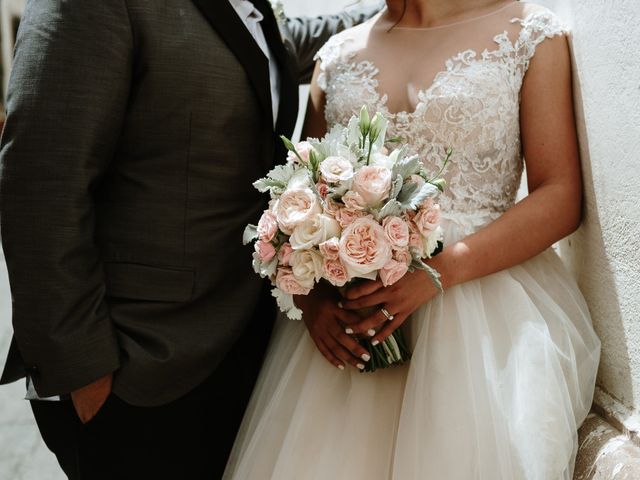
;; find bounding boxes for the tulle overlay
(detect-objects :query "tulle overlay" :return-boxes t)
[224,218,600,480]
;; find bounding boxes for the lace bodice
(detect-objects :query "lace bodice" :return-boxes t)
[314,3,568,232]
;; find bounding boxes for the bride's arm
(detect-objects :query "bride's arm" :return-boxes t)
[342,34,583,343]
[301,62,329,139]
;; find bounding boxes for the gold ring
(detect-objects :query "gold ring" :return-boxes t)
[381,308,394,321]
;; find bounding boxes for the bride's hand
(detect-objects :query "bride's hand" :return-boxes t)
[341,269,441,346]
[294,282,372,371]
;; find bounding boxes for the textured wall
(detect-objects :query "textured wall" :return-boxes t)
[536,0,640,423]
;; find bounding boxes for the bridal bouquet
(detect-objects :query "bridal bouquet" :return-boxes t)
[244,107,449,371]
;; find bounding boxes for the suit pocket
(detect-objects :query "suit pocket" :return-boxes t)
[104,262,195,302]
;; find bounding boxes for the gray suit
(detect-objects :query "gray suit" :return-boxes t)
[0,0,374,409]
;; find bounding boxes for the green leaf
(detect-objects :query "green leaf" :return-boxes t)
[389,174,404,200]
[392,153,421,179]
[252,177,284,194]
[378,199,403,219]
[243,224,258,245]
[398,182,439,210]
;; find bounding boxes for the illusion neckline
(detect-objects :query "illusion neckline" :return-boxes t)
[375,1,521,32]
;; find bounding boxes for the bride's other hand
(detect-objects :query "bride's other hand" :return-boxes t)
[341,267,442,346]
[294,282,371,371]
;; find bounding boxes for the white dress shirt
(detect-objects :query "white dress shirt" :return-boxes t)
[228,0,281,127]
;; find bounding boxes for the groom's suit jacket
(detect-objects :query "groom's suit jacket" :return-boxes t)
[0,0,375,406]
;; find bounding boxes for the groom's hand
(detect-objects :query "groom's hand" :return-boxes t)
[70,372,113,424]
[295,283,371,371]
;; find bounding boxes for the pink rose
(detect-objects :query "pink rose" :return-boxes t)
[380,259,409,287]
[255,240,276,262]
[413,201,441,236]
[257,211,279,242]
[338,216,392,279]
[316,182,329,199]
[278,242,294,266]
[276,267,311,295]
[408,232,425,258]
[393,247,412,266]
[382,216,409,248]
[319,237,340,261]
[323,258,349,287]
[352,166,392,208]
[287,141,314,165]
[275,188,322,235]
[335,207,365,229]
[342,191,367,211]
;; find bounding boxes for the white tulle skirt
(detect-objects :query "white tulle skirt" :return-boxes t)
[223,218,601,480]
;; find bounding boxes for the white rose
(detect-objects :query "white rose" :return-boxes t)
[319,156,354,184]
[352,166,392,208]
[275,188,322,235]
[289,214,341,250]
[290,249,324,288]
[423,226,444,258]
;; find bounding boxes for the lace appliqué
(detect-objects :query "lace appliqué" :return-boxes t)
[315,10,568,234]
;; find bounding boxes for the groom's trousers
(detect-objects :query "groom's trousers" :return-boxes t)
[30,289,276,480]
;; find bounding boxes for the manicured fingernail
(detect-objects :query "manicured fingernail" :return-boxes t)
[361,353,371,362]
[357,363,365,370]
[372,340,380,346]
[345,328,354,335]
[338,364,345,371]
[367,329,376,337]
[338,301,343,309]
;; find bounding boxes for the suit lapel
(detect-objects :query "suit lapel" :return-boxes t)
[191,0,273,124]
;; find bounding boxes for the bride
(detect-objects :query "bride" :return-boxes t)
[225,0,601,478]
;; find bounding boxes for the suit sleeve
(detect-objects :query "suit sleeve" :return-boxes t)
[0,0,133,396]
[285,3,382,84]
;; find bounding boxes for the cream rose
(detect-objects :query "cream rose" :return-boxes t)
[290,214,341,250]
[319,237,340,261]
[382,216,410,248]
[352,165,392,208]
[257,211,279,242]
[319,156,354,184]
[275,188,322,235]
[323,258,349,287]
[338,216,392,279]
[393,247,413,266]
[380,259,409,287]
[423,226,444,258]
[290,249,323,288]
[276,267,311,295]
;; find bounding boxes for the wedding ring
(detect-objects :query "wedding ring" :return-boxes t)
[380,308,394,321]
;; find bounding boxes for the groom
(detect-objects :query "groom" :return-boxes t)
[0,0,376,478]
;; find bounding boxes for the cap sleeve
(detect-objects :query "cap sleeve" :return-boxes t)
[512,9,570,74]
[313,35,347,92]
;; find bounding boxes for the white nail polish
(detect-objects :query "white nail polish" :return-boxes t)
[338,301,344,309]
[338,364,345,371]
[361,353,371,362]
[345,328,354,335]
[357,363,365,370]
[372,340,380,346]
[367,329,376,337]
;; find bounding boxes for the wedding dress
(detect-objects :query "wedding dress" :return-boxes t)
[224,3,601,479]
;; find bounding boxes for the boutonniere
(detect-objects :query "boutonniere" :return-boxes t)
[270,0,286,28]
